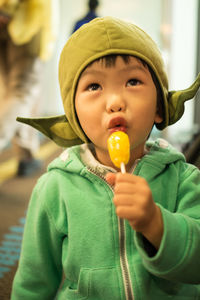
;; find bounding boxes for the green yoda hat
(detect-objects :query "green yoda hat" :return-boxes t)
[17,16,200,147]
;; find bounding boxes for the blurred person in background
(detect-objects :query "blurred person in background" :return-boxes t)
[72,0,99,33]
[0,0,59,176]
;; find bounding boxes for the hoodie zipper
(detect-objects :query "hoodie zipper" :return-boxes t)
[118,217,134,300]
[87,167,134,300]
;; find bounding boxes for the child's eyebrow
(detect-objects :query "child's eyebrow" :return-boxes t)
[80,69,103,78]
[120,65,148,74]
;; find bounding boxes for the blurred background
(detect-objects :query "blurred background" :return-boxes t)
[0,0,199,298]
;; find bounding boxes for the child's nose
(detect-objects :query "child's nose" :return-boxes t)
[106,94,126,113]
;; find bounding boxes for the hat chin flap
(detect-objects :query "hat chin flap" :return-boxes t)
[17,115,83,147]
[168,73,200,126]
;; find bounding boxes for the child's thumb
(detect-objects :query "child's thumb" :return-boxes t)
[105,173,116,186]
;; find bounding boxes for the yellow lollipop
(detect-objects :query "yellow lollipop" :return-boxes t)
[107,131,130,173]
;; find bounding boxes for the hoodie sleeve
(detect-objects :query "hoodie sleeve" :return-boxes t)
[134,164,200,284]
[11,172,67,299]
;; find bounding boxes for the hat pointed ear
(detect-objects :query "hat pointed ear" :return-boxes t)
[168,73,200,126]
[17,115,84,147]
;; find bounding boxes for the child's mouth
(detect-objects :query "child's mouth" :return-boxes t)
[108,117,127,134]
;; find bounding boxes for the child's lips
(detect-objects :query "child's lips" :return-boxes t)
[109,126,127,134]
[108,117,127,133]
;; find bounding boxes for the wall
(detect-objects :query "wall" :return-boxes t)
[166,0,198,144]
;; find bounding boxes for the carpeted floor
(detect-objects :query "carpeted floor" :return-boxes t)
[0,141,61,299]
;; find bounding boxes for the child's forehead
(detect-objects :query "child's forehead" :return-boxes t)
[81,55,148,75]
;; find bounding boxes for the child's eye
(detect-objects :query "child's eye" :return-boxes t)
[126,79,141,87]
[87,83,101,91]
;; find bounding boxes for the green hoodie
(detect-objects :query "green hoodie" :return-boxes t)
[11,139,200,299]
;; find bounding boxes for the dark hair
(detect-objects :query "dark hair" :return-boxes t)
[88,0,99,11]
[90,54,163,120]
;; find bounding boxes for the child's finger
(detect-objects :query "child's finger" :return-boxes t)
[115,172,139,184]
[113,194,135,206]
[116,206,137,220]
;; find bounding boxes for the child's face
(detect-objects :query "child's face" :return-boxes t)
[75,56,162,169]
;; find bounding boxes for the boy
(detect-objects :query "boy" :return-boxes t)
[11,17,200,299]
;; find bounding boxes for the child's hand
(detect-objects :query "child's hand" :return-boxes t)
[106,172,163,249]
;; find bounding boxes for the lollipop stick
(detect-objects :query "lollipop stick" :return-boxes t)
[120,162,126,174]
